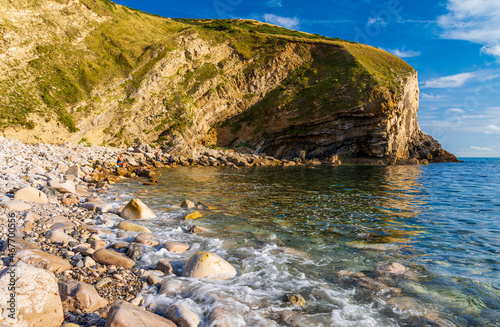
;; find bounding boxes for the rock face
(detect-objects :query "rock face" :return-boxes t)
[105,300,176,327]
[59,280,108,313]
[0,264,64,327]
[121,198,156,220]
[92,249,135,269]
[182,252,237,280]
[14,186,48,203]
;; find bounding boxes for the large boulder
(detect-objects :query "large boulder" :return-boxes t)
[182,252,237,280]
[116,221,151,233]
[50,180,76,194]
[14,249,72,273]
[14,186,48,203]
[92,249,135,268]
[105,300,176,327]
[120,198,156,220]
[58,280,108,313]
[0,264,64,327]
[165,304,200,327]
[133,233,160,247]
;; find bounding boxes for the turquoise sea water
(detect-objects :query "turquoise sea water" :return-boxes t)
[112,158,500,326]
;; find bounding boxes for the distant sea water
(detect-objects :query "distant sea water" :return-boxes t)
[109,158,500,326]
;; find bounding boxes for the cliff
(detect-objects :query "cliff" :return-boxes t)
[0,0,458,164]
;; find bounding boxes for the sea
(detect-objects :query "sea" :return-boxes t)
[105,158,500,326]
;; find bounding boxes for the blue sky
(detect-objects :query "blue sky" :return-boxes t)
[114,0,500,157]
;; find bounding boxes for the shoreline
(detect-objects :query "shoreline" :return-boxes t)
[0,136,452,327]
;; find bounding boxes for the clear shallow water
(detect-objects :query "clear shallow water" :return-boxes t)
[110,158,500,326]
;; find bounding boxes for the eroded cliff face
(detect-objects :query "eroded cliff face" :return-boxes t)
[0,0,458,164]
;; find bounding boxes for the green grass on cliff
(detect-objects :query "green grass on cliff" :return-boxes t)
[0,0,414,136]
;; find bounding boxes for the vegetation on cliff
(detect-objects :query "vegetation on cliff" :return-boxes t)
[0,0,414,142]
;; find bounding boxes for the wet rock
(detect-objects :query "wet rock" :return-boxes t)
[282,293,306,307]
[374,262,407,276]
[14,186,48,203]
[59,280,108,313]
[147,274,161,286]
[182,252,237,280]
[154,259,173,275]
[165,304,201,327]
[120,198,156,220]
[50,180,76,194]
[0,263,64,327]
[81,201,113,213]
[125,244,142,261]
[195,201,217,210]
[209,307,244,327]
[185,211,202,220]
[15,249,72,273]
[188,225,208,234]
[133,233,160,247]
[92,249,135,268]
[180,200,195,209]
[105,300,176,327]
[162,241,190,253]
[116,221,151,233]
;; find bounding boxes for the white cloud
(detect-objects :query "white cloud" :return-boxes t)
[367,17,387,26]
[448,108,465,113]
[438,0,500,59]
[421,93,443,99]
[388,48,421,58]
[267,0,282,7]
[263,14,299,29]
[423,72,475,88]
[471,146,493,151]
[488,124,500,130]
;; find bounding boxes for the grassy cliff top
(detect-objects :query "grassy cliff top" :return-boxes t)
[0,0,414,134]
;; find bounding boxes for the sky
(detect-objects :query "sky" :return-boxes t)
[114,0,500,157]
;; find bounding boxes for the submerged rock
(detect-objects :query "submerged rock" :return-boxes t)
[374,262,407,276]
[282,293,306,307]
[182,252,237,280]
[120,198,156,220]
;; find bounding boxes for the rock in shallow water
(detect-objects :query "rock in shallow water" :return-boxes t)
[116,221,151,233]
[165,304,201,327]
[133,233,160,247]
[162,241,190,253]
[182,252,237,280]
[184,211,202,220]
[120,198,156,220]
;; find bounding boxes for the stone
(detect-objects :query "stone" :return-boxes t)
[92,249,135,269]
[209,307,243,327]
[184,211,202,220]
[147,274,160,286]
[15,249,72,273]
[50,180,76,194]
[0,263,64,327]
[196,201,217,210]
[59,280,108,313]
[65,165,82,178]
[133,233,160,247]
[282,293,306,307]
[180,200,195,209]
[165,305,201,327]
[74,245,95,256]
[95,277,113,289]
[81,201,113,213]
[1,236,39,253]
[125,244,142,261]
[374,262,407,276]
[60,194,79,206]
[105,300,176,327]
[182,252,237,280]
[90,240,107,250]
[120,198,156,220]
[45,229,77,243]
[14,186,48,203]
[116,221,151,233]
[188,225,208,234]
[162,241,190,253]
[83,256,96,267]
[0,200,32,211]
[154,259,173,275]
